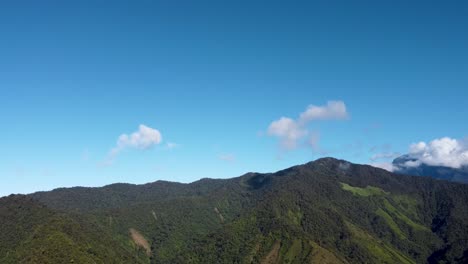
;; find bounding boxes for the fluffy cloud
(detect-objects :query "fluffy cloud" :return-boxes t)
[371,137,468,172]
[371,162,396,172]
[267,101,348,150]
[401,159,422,168]
[406,137,468,168]
[267,117,307,150]
[108,124,162,160]
[368,146,400,172]
[299,101,348,124]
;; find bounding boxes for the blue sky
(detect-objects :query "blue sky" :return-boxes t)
[1,0,467,196]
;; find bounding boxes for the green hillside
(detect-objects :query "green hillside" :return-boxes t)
[0,195,148,263]
[2,158,468,263]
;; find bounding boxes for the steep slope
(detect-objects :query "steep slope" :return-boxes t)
[2,158,468,263]
[393,154,468,183]
[171,159,468,263]
[30,177,256,263]
[0,195,148,263]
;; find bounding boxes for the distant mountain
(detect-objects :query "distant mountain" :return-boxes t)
[393,154,468,183]
[2,158,468,263]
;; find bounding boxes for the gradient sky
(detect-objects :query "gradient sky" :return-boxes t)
[1,0,467,197]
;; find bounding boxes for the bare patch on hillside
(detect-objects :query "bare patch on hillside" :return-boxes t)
[309,242,347,264]
[214,207,224,223]
[262,241,280,264]
[129,228,151,256]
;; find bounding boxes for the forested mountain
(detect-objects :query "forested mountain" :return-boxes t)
[0,195,148,263]
[2,158,468,263]
[393,155,468,184]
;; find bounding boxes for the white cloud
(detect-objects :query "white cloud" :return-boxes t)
[371,162,396,172]
[298,101,348,124]
[116,124,162,150]
[402,160,422,168]
[267,117,307,150]
[369,137,468,171]
[406,137,468,168]
[219,153,235,162]
[409,142,427,154]
[267,101,348,150]
[106,124,162,163]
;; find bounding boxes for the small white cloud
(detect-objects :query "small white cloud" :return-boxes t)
[371,162,395,172]
[338,161,351,171]
[267,117,307,150]
[219,153,235,162]
[298,101,348,124]
[166,142,180,149]
[116,124,162,150]
[106,124,163,164]
[406,137,468,168]
[267,101,348,150]
[403,160,422,168]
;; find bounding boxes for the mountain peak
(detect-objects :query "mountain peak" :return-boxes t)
[306,157,345,167]
[306,157,353,171]
[313,157,341,163]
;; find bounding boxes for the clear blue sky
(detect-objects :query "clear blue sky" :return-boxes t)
[1,0,467,197]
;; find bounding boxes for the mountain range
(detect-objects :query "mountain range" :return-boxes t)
[393,155,468,184]
[1,157,468,263]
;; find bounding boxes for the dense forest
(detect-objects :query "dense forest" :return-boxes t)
[1,158,468,263]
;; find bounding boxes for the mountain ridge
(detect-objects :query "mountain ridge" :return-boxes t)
[2,157,468,263]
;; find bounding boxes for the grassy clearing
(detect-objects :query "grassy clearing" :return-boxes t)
[376,208,406,239]
[341,182,428,235]
[283,239,302,263]
[345,221,415,264]
[392,195,420,219]
[286,209,303,226]
[382,199,428,232]
[340,183,388,197]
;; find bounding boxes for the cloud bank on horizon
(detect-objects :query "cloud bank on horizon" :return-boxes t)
[373,137,468,172]
[267,101,348,150]
[406,137,468,168]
